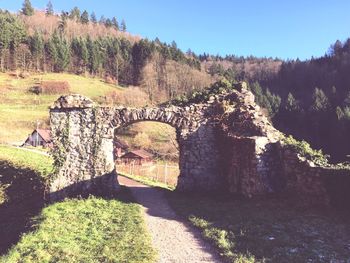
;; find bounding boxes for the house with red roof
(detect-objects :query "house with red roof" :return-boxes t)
[120,149,154,165]
[114,138,129,158]
[24,129,52,148]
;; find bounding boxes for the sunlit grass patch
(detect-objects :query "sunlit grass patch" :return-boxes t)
[0,145,52,178]
[0,72,124,144]
[1,196,157,263]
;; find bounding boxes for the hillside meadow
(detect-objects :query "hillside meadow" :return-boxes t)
[0,72,123,144]
[0,72,179,163]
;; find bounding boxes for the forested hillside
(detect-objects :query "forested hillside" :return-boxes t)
[261,41,350,162]
[201,41,350,162]
[0,1,212,104]
[1,0,350,162]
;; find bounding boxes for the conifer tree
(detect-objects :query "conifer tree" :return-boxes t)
[46,1,54,16]
[80,10,89,24]
[310,88,330,112]
[29,30,44,70]
[105,18,112,28]
[99,15,106,24]
[69,7,81,21]
[0,11,26,70]
[112,17,119,30]
[86,37,100,74]
[121,19,126,32]
[90,12,97,24]
[285,92,299,112]
[21,0,34,16]
[48,31,70,72]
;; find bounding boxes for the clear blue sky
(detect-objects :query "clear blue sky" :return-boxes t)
[1,0,350,60]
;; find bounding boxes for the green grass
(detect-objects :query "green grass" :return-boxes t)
[0,72,123,144]
[0,146,50,255]
[0,145,157,262]
[167,192,350,263]
[119,173,175,191]
[0,145,53,178]
[1,195,157,263]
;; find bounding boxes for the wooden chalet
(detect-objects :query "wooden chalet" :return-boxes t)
[24,129,52,147]
[120,149,154,165]
[114,138,129,158]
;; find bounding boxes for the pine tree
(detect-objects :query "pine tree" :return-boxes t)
[105,18,112,28]
[21,0,34,16]
[69,7,80,21]
[99,15,106,24]
[0,11,26,70]
[121,19,126,32]
[86,36,100,74]
[112,17,119,30]
[90,12,97,24]
[80,10,89,24]
[29,30,44,70]
[48,31,70,72]
[310,88,330,112]
[250,82,264,105]
[72,37,89,72]
[336,106,345,120]
[46,1,54,16]
[285,92,299,112]
[46,35,58,71]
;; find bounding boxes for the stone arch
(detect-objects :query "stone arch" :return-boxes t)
[49,95,224,200]
[48,86,350,207]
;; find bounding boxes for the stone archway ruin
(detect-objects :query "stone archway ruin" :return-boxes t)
[49,93,225,199]
[49,84,350,208]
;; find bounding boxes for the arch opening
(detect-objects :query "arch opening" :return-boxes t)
[113,121,181,188]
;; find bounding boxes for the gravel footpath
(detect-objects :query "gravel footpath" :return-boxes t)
[118,176,222,263]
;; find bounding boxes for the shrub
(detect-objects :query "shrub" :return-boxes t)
[282,135,328,165]
[105,87,150,107]
[165,78,237,107]
[29,81,70,95]
[133,132,152,149]
[19,72,31,79]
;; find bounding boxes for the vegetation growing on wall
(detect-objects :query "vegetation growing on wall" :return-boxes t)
[282,135,328,165]
[165,78,235,106]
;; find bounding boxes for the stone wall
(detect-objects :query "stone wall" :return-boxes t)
[49,87,350,209]
[280,145,350,208]
[49,94,224,200]
[217,86,350,209]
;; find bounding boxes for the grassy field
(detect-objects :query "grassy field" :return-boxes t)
[0,145,53,178]
[0,72,178,163]
[0,72,122,144]
[0,145,157,262]
[1,196,156,263]
[167,192,350,263]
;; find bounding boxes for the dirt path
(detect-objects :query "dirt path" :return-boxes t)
[118,176,222,263]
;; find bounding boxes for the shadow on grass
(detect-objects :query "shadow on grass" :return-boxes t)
[165,191,350,262]
[0,165,135,256]
[0,164,45,255]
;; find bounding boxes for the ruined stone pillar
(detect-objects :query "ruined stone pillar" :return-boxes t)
[49,94,119,200]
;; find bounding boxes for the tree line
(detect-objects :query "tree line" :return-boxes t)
[258,40,350,162]
[0,6,203,95]
[199,40,350,162]
[22,0,127,32]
